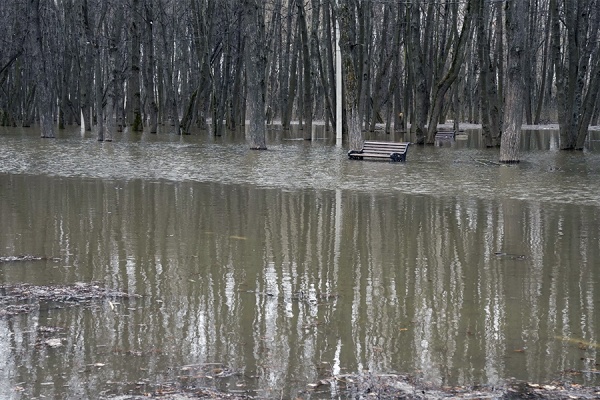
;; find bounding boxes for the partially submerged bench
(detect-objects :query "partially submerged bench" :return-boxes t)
[348,140,410,162]
[435,130,456,140]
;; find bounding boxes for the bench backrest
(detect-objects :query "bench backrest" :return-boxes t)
[362,141,409,154]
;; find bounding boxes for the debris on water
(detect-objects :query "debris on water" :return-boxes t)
[0,282,140,318]
[306,372,600,400]
[0,255,60,263]
[44,338,63,348]
[494,251,527,260]
[555,335,600,349]
[0,304,38,317]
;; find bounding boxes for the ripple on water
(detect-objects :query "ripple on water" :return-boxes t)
[1,129,599,206]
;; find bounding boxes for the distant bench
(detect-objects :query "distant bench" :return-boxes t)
[435,129,456,140]
[348,140,410,162]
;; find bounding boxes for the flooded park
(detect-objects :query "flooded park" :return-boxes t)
[1,125,600,399]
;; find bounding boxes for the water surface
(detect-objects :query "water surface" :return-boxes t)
[0,126,599,399]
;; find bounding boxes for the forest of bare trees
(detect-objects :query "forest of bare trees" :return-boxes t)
[0,0,599,152]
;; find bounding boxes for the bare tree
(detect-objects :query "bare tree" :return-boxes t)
[129,0,143,131]
[32,0,58,138]
[243,0,267,149]
[552,0,600,149]
[500,0,529,163]
[426,0,474,144]
[336,0,365,151]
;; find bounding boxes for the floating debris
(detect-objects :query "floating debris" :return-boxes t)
[555,335,600,349]
[494,251,527,260]
[308,372,600,400]
[0,282,140,318]
[45,338,63,348]
[0,255,60,263]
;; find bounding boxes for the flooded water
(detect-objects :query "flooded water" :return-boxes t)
[1,125,600,399]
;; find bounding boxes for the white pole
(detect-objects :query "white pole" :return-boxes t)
[335,13,343,146]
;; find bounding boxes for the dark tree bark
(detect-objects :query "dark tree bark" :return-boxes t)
[143,0,158,133]
[336,1,364,151]
[129,0,143,132]
[296,0,312,139]
[243,0,267,150]
[407,0,429,144]
[500,0,528,163]
[476,0,501,146]
[32,0,57,138]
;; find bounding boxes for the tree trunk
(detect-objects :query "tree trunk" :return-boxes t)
[336,2,363,151]
[499,0,528,163]
[32,0,56,138]
[94,47,105,141]
[244,0,267,150]
[144,0,158,133]
[426,0,473,144]
[576,53,600,148]
[534,8,551,125]
[296,0,312,139]
[369,4,391,133]
[407,1,428,144]
[476,0,500,147]
[129,0,142,132]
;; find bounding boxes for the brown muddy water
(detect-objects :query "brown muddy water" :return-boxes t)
[0,125,600,399]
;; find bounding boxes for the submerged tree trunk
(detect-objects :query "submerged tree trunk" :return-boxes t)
[144,0,158,133]
[551,0,597,150]
[129,0,142,132]
[337,2,363,151]
[32,0,56,138]
[407,1,428,144]
[297,0,312,139]
[500,0,528,163]
[244,0,267,150]
[476,0,501,147]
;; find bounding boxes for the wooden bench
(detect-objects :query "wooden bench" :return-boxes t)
[435,130,456,140]
[348,140,410,162]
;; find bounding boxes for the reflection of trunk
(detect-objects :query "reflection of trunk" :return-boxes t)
[499,0,528,163]
[244,0,267,150]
